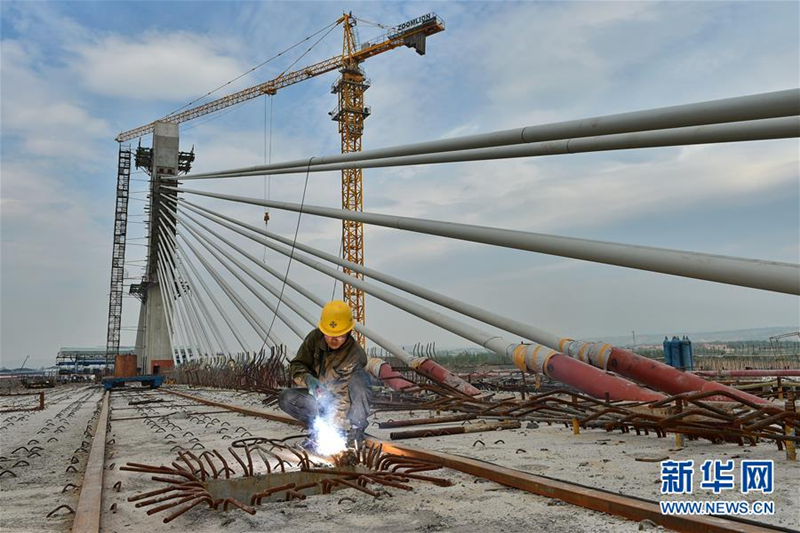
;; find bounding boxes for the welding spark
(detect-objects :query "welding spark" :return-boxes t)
[310,392,347,456]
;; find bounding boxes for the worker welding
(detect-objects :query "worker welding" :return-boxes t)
[278,300,370,456]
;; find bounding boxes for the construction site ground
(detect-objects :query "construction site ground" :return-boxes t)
[1,384,797,532]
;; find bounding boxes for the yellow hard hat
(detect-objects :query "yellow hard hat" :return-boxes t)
[318,300,355,337]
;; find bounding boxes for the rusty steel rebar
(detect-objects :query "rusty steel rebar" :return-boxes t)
[124,441,448,523]
[390,420,521,440]
[378,413,477,429]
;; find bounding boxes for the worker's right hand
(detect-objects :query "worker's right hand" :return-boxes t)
[305,375,323,397]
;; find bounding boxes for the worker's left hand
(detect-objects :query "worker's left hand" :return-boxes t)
[305,375,324,397]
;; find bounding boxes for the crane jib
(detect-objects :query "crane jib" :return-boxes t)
[114,13,444,143]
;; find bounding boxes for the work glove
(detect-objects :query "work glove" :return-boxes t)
[305,375,324,398]
[347,426,365,450]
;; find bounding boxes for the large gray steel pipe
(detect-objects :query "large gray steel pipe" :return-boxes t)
[161,214,249,353]
[186,117,800,179]
[159,221,245,357]
[159,233,218,358]
[178,221,307,340]
[182,89,800,180]
[153,253,183,361]
[172,204,663,401]
[156,243,197,359]
[175,213,420,391]
[181,236,283,348]
[167,187,800,295]
[172,261,234,358]
[158,212,213,359]
[162,197,481,395]
[177,246,250,353]
[156,245,202,360]
[187,242,281,348]
[157,233,215,358]
[175,205,770,404]
[158,240,215,359]
[180,199,563,348]
[182,220,317,334]
[151,245,180,359]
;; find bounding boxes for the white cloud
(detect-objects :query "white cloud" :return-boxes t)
[1,40,111,160]
[71,32,248,101]
[0,156,110,270]
[463,2,661,120]
[463,2,798,128]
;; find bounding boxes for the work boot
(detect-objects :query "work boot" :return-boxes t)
[346,427,365,450]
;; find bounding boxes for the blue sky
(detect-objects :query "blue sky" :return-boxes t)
[1,1,798,367]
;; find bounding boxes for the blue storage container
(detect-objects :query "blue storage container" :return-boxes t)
[671,336,681,368]
[680,336,694,370]
[663,335,693,370]
[663,337,673,366]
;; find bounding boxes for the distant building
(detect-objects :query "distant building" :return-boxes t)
[56,346,136,374]
[700,343,730,354]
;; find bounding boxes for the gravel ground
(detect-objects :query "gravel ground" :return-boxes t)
[2,384,797,533]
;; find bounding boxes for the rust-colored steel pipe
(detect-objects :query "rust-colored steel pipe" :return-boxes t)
[603,347,769,404]
[543,353,665,402]
[510,343,665,402]
[413,357,482,397]
[177,200,654,402]
[554,340,771,404]
[174,179,793,402]
[366,358,416,391]
[367,355,482,396]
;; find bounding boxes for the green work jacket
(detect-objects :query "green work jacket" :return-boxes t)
[289,329,367,424]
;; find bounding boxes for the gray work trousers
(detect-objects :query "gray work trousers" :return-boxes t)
[278,368,370,431]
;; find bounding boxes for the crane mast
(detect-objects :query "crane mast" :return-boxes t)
[333,14,368,345]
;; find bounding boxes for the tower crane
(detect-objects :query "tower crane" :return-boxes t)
[116,13,445,346]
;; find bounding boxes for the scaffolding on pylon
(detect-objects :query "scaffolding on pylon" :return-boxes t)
[104,144,132,373]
